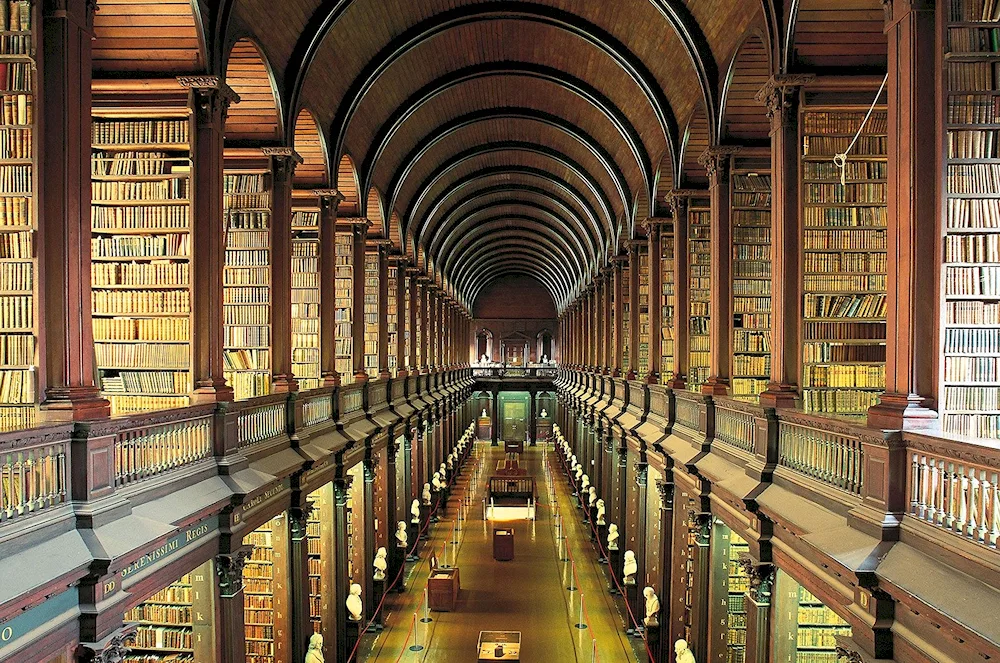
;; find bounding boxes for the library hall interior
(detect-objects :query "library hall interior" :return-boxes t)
[4,0,1000,662]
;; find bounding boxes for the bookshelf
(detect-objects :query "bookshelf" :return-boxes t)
[772,571,852,663]
[306,495,322,633]
[91,112,193,415]
[291,207,320,390]
[689,201,712,391]
[335,231,353,383]
[387,263,398,376]
[731,161,773,402]
[726,531,750,663]
[0,0,34,429]
[800,108,888,417]
[622,261,631,371]
[123,560,214,663]
[404,271,411,370]
[224,168,272,400]
[243,516,288,663]
[363,251,379,378]
[637,245,650,377]
[942,2,1000,438]
[661,229,675,383]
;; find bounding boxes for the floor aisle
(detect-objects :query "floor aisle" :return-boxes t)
[357,442,641,663]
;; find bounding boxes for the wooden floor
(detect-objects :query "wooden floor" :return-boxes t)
[356,442,642,663]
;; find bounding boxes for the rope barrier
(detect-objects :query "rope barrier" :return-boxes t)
[832,72,889,185]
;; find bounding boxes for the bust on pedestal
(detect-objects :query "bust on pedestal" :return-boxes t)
[373,547,387,581]
[623,551,638,635]
[674,639,697,663]
[607,524,622,595]
[305,633,325,663]
[623,550,637,584]
[346,584,363,621]
[395,521,410,588]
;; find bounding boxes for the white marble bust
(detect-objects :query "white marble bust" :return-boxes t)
[674,639,697,663]
[643,587,660,626]
[397,521,409,547]
[422,483,432,505]
[410,499,421,523]
[596,499,606,525]
[623,550,637,585]
[482,408,488,417]
[373,547,387,581]
[607,523,619,550]
[346,583,363,621]
[305,633,324,663]
[540,408,548,418]
[581,473,591,491]
[432,471,444,491]
[588,486,598,508]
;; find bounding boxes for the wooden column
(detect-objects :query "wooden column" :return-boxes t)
[318,191,345,387]
[646,220,664,384]
[756,76,813,408]
[741,562,776,663]
[351,221,370,383]
[288,501,314,663]
[600,269,612,373]
[419,279,430,373]
[394,258,409,378]
[699,147,738,396]
[491,387,500,446]
[666,193,691,390]
[38,0,109,419]
[181,78,238,403]
[362,459,377,624]
[267,148,302,393]
[407,269,419,372]
[215,551,250,663]
[628,242,641,380]
[376,242,391,380]
[613,256,626,376]
[867,0,938,429]
[333,477,350,663]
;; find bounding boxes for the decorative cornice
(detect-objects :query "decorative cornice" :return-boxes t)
[755,74,816,124]
[216,549,253,597]
[698,146,742,180]
[313,188,346,202]
[835,646,864,663]
[737,553,776,604]
[261,146,304,164]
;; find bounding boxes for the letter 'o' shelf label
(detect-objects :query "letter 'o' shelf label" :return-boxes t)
[0,589,78,657]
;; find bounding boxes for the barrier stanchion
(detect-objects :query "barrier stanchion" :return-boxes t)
[408,613,423,652]
[576,592,588,629]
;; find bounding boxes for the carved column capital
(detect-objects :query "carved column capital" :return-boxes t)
[76,629,137,663]
[698,146,741,182]
[180,78,241,126]
[289,501,316,541]
[737,553,776,604]
[216,549,253,598]
[835,646,864,663]
[756,74,816,128]
[264,147,303,184]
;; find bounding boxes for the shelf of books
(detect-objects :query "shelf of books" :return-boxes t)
[661,229,675,383]
[224,168,272,400]
[243,515,289,663]
[800,107,887,417]
[364,251,379,378]
[335,231,354,383]
[731,159,773,402]
[123,561,215,663]
[772,570,852,663]
[637,245,650,377]
[725,530,750,663]
[622,260,631,372]
[941,3,1000,438]
[292,207,320,390]
[348,463,364,582]
[306,495,323,633]
[689,200,711,391]
[387,263,398,376]
[414,279,423,371]
[0,0,35,429]
[91,110,193,415]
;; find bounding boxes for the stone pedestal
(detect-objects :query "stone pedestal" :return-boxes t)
[608,549,622,594]
[645,621,661,662]
[393,545,408,589]
[344,620,361,662]
[625,582,639,634]
[370,579,386,631]
[596,524,608,562]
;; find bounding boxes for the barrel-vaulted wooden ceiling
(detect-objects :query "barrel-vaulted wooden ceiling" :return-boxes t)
[92,0,887,311]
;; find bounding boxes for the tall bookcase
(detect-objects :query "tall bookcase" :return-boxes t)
[622,260,631,371]
[363,251,379,378]
[731,158,773,402]
[335,231,353,383]
[223,166,272,400]
[291,206,320,390]
[941,2,1000,438]
[800,107,888,417]
[772,571,852,663]
[689,200,712,391]
[637,245,650,377]
[91,107,193,415]
[243,515,289,663]
[0,0,35,429]
[725,531,750,663]
[661,229,675,383]
[387,263,398,376]
[306,498,322,633]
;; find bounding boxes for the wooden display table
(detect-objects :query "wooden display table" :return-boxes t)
[493,528,514,561]
[536,419,552,440]
[427,567,460,611]
[504,439,524,454]
[477,631,521,661]
[477,417,492,440]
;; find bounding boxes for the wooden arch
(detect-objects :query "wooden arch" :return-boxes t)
[719,31,772,144]
[337,154,361,217]
[224,37,283,143]
[93,0,207,74]
[653,152,676,216]
[679,105,710,188]
[366,187,385,237]
[292,109,329,188]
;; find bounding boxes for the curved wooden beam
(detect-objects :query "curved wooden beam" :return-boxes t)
[445,224,584,289]
[453,239,576,296]
[459,253,572,307]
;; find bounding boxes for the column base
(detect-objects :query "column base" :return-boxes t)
[867,392,938,431]
[322,371,342,388]
[626,370,637,381]
[192,379,235,403]
[353,372,370,384]
[646,371,659,385]
[40,386,110,421]
[759,383,798,409]
[665,376,686,390]
[379,370,392,380]
[701,376,729,396]
[396,369,409,379]
[272,374,299,393]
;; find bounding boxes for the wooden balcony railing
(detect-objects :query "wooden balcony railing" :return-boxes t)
[114,407,214,487]
[777,417,863,495]
[675,397,701,434]
[301,390,334,428]
[237,397,288,450]
[0,426,70,524]
[715,402,756,455]
[908,439,1000,549]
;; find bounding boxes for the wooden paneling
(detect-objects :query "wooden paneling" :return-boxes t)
[389,211,402,248]
[792,0,887,70]
[722,34,771,143]
[292,109,329,188]
[366,187,385,236]
[680,107,710,188]
[225,39,282,143]
[338,154,361,216]
[654,154,675,216]
[93,0,204,73]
